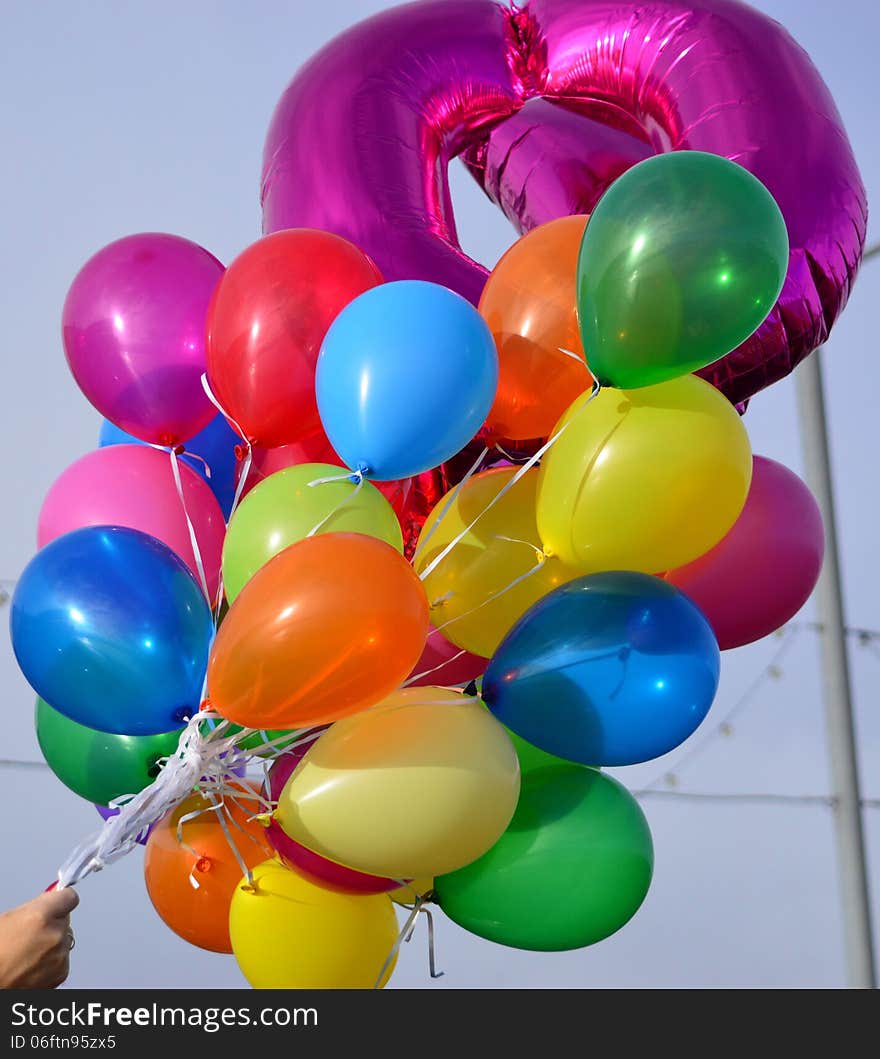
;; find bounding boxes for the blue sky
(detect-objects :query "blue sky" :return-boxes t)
[0,0,877,987]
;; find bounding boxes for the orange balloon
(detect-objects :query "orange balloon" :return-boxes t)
[208,532,429,729]
[144,790,271,953]
[480,215,593,441]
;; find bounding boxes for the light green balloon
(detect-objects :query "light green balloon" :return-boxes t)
[222,462,403,601]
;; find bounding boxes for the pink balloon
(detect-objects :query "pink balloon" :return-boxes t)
[407,627,487,686]
[666,456,824,650]
[265,735,402,895]
[38,445,225,600]
[63,233,224,446]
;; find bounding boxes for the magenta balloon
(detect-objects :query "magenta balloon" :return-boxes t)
[63,233,224,445]
[37,445,225,600]
[666,456,824,649]
[406,628,487,687]
[262,0,865,405]
[265,737,402,895]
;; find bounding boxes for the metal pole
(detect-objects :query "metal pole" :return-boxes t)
[795,348,876,988]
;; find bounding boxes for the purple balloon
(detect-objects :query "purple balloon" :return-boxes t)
[261,0,865,406]
[63,233,224,446]
[667,456,825,649]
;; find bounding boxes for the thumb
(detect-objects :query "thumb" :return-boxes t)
[37,886,80,918]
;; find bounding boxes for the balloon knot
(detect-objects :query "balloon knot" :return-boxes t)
[172,444,186,457]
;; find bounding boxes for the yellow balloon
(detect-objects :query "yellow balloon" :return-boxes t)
[414,467,573,657]
[536,375,752,573]
[229,858,399,989]
[389,877,435,907]
[275,688,520,879]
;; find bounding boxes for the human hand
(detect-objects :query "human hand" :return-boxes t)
[0,887,79,989]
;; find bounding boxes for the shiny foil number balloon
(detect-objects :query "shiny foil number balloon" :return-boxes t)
[262,0,865,406]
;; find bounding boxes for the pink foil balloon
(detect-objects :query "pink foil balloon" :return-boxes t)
[266,734,402,895]
[407,628,487,687]
[262,0,865,406]
[38,445,225,600]
[63,233,224,445]
[666,456,824,649]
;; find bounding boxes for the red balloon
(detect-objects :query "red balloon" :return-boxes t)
[265,735,401,895]
[666,456,824,649]
[206,229,382,448]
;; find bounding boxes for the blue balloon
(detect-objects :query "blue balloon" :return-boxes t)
[483,572,720,766]
[315,280,498,480]
[99,413,240,518]
[11,526,213,736]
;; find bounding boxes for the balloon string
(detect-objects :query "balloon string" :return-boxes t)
[199,372,253,619]
[145,441,213,480]
[418,377,599,582]
[557,346,586,363]
[206,793,255,888]
[422,907,444,979]
[432,552,547,634]
[306,472,366,536]
[403,645,471,687]
[494,443,532,464]
[412,446,489,563]
[200,372,249,447]
[169,448,210,601]
[308,467,366,487]
[55,712,244,888]
[374,894,443,988]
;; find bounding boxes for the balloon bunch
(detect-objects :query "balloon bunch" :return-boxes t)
[8,0,846,989]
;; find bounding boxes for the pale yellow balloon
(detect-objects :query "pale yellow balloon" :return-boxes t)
[229,858,399,989]
[414,467,574,658]
[275,688,521,879]
[536,374,752,573]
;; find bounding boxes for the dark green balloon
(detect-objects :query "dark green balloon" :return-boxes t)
[436,766,652,951]
[35,698,181,806]
[577,151,789,388]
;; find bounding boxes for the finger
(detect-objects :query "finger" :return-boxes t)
[37,886,79,918]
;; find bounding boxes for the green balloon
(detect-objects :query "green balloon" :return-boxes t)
[436,766,652,951]
[222,462,404,601]
[577,151,789,388]
[35,698,181,806]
